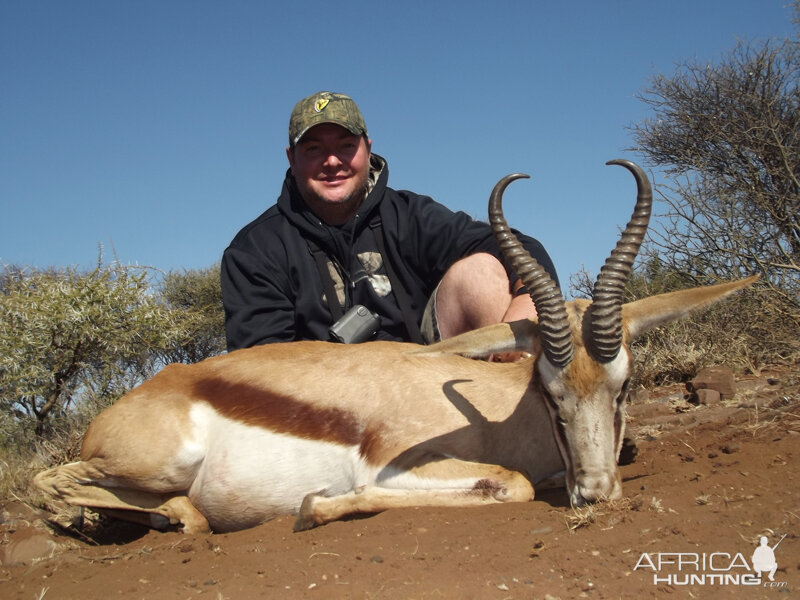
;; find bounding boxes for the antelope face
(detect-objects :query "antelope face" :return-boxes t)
[537,348,630,506]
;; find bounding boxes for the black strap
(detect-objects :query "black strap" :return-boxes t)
[370,219,425,344]
[308,240,344,322]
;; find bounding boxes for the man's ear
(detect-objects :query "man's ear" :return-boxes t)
[286,146,295,173]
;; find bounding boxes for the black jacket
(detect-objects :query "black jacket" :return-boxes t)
[221,154,558,351]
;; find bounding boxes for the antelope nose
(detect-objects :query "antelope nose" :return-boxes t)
[576,471,620,503]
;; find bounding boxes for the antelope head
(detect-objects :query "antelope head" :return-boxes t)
[433,159,756,507]
[489,159,653,506]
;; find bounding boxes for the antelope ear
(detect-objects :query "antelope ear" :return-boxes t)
[412,320,541,358]
[622,275,759,341]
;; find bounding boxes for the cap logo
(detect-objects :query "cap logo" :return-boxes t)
[314,98,329,113]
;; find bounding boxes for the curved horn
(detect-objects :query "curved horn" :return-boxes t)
[489,174,574,368]
[588,159,653,362]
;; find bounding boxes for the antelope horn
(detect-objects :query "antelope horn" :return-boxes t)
[489,174,574,368]
[588,159,653,362]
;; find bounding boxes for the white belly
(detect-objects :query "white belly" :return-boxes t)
[186,404,368,531]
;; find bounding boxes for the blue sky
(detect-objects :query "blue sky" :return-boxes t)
[1,1,795,288]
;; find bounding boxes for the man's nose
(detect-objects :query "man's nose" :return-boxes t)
[323,152,343,168]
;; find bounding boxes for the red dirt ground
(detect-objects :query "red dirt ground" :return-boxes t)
[2,366,798,599]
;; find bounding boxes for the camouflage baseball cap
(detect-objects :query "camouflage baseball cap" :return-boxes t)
[288,91,368,147]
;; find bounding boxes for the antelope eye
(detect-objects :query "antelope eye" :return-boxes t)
[540,387,559,410]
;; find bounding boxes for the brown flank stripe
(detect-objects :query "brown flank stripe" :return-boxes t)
[191,376,363,447]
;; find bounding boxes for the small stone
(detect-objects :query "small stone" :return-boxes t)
[687,366,736,399]
[696,388,721,405]
[721,442,741,454]
[0,532,59,567]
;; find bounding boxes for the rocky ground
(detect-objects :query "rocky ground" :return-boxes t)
[2,366,798,599]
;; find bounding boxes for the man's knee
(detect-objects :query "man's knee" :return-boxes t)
[442,253,508,289]
[434,253,515,338]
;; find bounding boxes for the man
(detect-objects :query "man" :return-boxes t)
[221,91,558,352]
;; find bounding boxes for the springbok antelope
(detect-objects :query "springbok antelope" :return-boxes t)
[35,160,756,534]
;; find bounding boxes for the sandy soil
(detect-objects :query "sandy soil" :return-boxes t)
[2,366,798,599]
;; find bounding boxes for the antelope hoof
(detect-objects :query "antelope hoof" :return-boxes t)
[294,493,323,532]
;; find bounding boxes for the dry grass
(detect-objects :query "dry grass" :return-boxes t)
[564,494,668,532]
[0,418,85,512]
[695,493,712,505]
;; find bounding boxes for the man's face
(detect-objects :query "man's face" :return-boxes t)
[287,123,372,225]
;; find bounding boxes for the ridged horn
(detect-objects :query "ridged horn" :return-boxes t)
[489,174,574,368]
[588,159,653,362]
